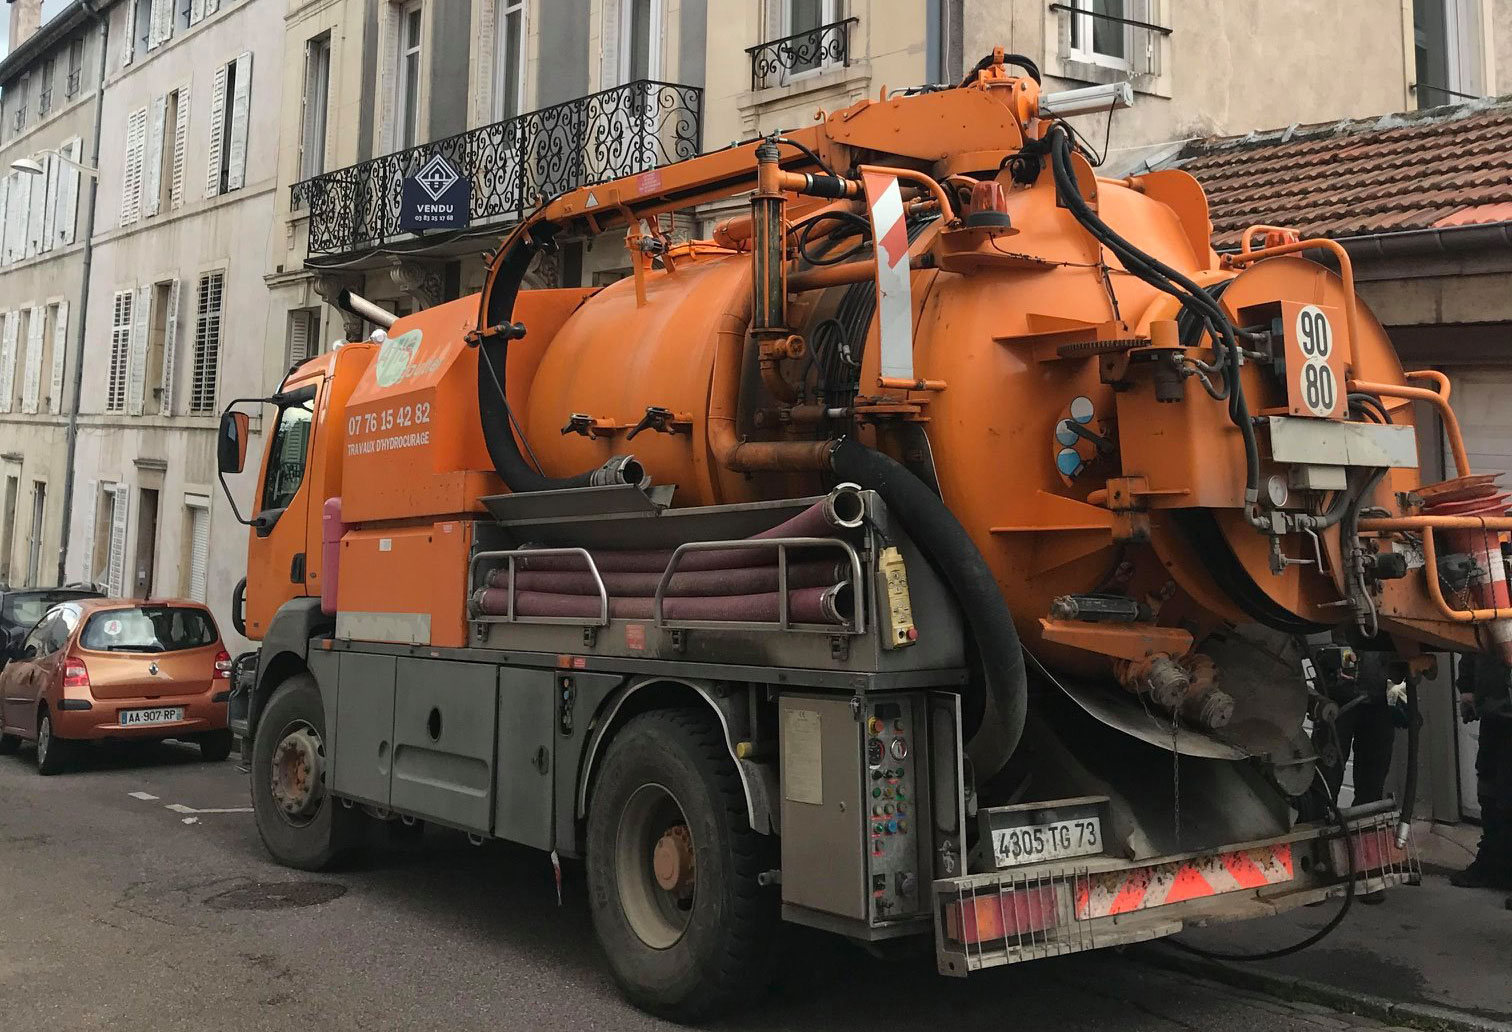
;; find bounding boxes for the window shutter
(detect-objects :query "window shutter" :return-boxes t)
[476,0,497,126]
[190,0,204,25]
[107,485,130,597]
[121,108,148,225]
[143,95,168,217]
[288,309,311,365]
[0,175,8,265]
[227,52,253,191]
[206,62,228,197]
[0,311,17,413]
[78,480,98,585]
[188,504,210,602]
[206,0,220,14]
[160,279,180,414]
[40,153,58,253]
[10,173,32,263]
[48,301,68,414]
[22,306,44,414]
[123,0,138,66]
[147,0,162,48]
[25,164,44,258]
[170,85,190,208]
[58,138,81,245]
[601,0,621,90]
[379,3,400,151]
[127,285,150,415]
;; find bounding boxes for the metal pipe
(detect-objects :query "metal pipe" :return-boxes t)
[856,163,956,219]
[493,560,845,597]
[787,260,877,292]
[477,585,850,625]
[337,288,398,330]
[1347,378,1471,477]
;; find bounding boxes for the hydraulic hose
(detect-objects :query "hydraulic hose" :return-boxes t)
[830,439,1028,779]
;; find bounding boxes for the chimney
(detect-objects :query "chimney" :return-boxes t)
[7,0,43,54]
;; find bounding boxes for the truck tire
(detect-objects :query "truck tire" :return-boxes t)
[250,674,362,871]
[586,709,775,1021]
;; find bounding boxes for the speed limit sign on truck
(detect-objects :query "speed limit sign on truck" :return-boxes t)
[1281,300,1348,419]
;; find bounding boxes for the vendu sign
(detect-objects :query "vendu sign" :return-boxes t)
[400,154,471,232]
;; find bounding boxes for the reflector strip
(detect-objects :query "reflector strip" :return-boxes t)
[1074,844,1294,920]
[863,171,913,383]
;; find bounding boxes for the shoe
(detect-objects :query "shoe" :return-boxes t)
[1505,895,1512,912]
[1449,864,1512,890]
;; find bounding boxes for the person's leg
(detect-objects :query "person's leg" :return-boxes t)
[1314,706,1356,803]
[1455,715,1512,887]
[1348,704,1395,806]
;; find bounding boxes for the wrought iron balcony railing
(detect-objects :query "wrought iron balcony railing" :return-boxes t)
[291,79,703,258]
[746,17,859,92]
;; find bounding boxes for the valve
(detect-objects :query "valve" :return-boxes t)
[626,406,693,440]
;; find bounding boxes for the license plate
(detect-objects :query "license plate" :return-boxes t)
[119,707,185,726]
[991,816,1103,868]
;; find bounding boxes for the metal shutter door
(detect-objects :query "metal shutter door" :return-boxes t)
[189,505,210,603]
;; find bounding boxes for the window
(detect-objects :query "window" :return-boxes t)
[11,308,31,412]
[120,105,149,225]
[20,304,44,414]
[39,57,55,118]
[783,0,841,77]
[208,53,253,196]
[147,0,175,51]
[493,0,525,120]
[0,310,17,413]
[0,475,17,584]
[286,307,321,368]
[262,394,315,513]
[184,499,210,602]
[190,271,224,413]
[145,281,173,408]
[108,290,133,413]
[619,0,659,83]
[66,39,84,97]
[395,2,423,150]
[13,75,28,133]
[143,87,186,217]
[26,481,46,587]
[1069,0,1129,68]
[1413,0,1484,107]
[80,605,217,653]
[300,34,333,178]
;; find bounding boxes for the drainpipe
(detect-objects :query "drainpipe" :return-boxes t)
[55,0,108,587]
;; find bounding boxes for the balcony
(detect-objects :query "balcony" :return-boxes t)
[746,17,859,92]
[291,79,703,260]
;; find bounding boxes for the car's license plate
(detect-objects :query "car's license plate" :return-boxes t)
[119,707,185,726]
[991,816,1102,868]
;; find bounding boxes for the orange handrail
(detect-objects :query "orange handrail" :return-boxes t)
[856,164,956,221]
[1420,526,1507,624]
[1348,378,1471,478]
[1225,235,1359,366]
[1406,368,1452,402]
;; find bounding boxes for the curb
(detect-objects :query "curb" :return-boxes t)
[1132,944,1512,1032]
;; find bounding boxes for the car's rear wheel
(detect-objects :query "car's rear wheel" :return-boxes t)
[35,711,71,776]
[197,729,234,762]
[250,674,362,871]
[585,709,776,1021]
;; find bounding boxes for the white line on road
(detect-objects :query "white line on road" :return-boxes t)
[127,791,159,801]
[165,803,253,815]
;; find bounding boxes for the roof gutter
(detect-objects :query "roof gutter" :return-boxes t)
[1218,221,1512,263]
[0,0,99,83]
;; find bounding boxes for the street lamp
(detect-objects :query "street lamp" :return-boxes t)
[9,148,99,178]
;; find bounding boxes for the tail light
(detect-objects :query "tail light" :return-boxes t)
[213,650,232,680]
[63,658,90,690]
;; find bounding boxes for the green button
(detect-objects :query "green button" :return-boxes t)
[872,787,882,798]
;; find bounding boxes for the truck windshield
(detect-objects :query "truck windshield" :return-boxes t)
[262,394,316,512]
[80,606,218,653]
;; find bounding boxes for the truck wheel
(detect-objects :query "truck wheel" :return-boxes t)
[250,674,361,871]
[586,709,775,1021]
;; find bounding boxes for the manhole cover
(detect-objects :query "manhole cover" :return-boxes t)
[205,881,347,911]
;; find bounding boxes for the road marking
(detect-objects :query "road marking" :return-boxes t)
[165,803,253,815]
[182,817,199,825]
[128,791,159,801]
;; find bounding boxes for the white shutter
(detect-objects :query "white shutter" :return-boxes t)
[21,306,44,414]
[206,0,220,14]
[190,0,204,25]
[127,285,150,415]
[108,485,130,597]
[58,138,81,245]
[122,0,138,66]
[40,154,58,254]
[142,94,168,217]
[10,173,32,263]
[24,167,43,259]
[288,309,311,364]
[0,312,17,413]
[79,480,97,585]
[601,0,621,90]
[227,52,253,191]
[170,86,190,208]
[160,280,180,414]
[0,175,8,266]
[188,504,209,602]
[476,0,497,126]
[379,3,400,150]
[48,301,68,414]
[206,62,228,197]
[148,0,172,49]
[120,108,148,226]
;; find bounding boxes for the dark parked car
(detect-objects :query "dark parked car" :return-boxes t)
[0,587,105,672]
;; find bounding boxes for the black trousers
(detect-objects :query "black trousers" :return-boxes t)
[1473,714,1512,872]
[1315,702,1396,806]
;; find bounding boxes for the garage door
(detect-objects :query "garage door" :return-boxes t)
[1445,369,1512,819]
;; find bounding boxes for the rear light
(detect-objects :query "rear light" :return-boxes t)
[63,657,90,691]
[945,884,1060,945]
[214,650,232,679]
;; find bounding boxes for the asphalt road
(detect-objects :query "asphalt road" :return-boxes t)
[0,741,1403,1032]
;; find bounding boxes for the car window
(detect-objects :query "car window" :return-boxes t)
[2,591,102,628]
[23,613,57,657]
[262,394,316,513]
[79,606,218,654]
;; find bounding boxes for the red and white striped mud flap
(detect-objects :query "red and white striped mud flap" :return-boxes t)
[862,170,914,383]
[1074,844,1295,920]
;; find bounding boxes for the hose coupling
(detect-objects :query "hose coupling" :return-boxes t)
[588,455,649,489]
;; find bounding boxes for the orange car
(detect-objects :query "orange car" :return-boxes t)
[0,598,233,774]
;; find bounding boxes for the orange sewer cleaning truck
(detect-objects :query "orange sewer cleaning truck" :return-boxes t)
[217,51,1502,1020]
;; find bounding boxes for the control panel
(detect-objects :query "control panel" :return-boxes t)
[865,699,921,922]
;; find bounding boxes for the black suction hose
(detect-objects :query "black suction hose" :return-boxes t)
[831,439,1028,777]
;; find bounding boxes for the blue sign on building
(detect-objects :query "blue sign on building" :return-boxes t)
[400,154,471,233]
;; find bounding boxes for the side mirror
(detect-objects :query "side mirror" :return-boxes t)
[218,410,250,475]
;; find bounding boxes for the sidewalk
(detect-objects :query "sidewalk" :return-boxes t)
[1138,822,1512,1032]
